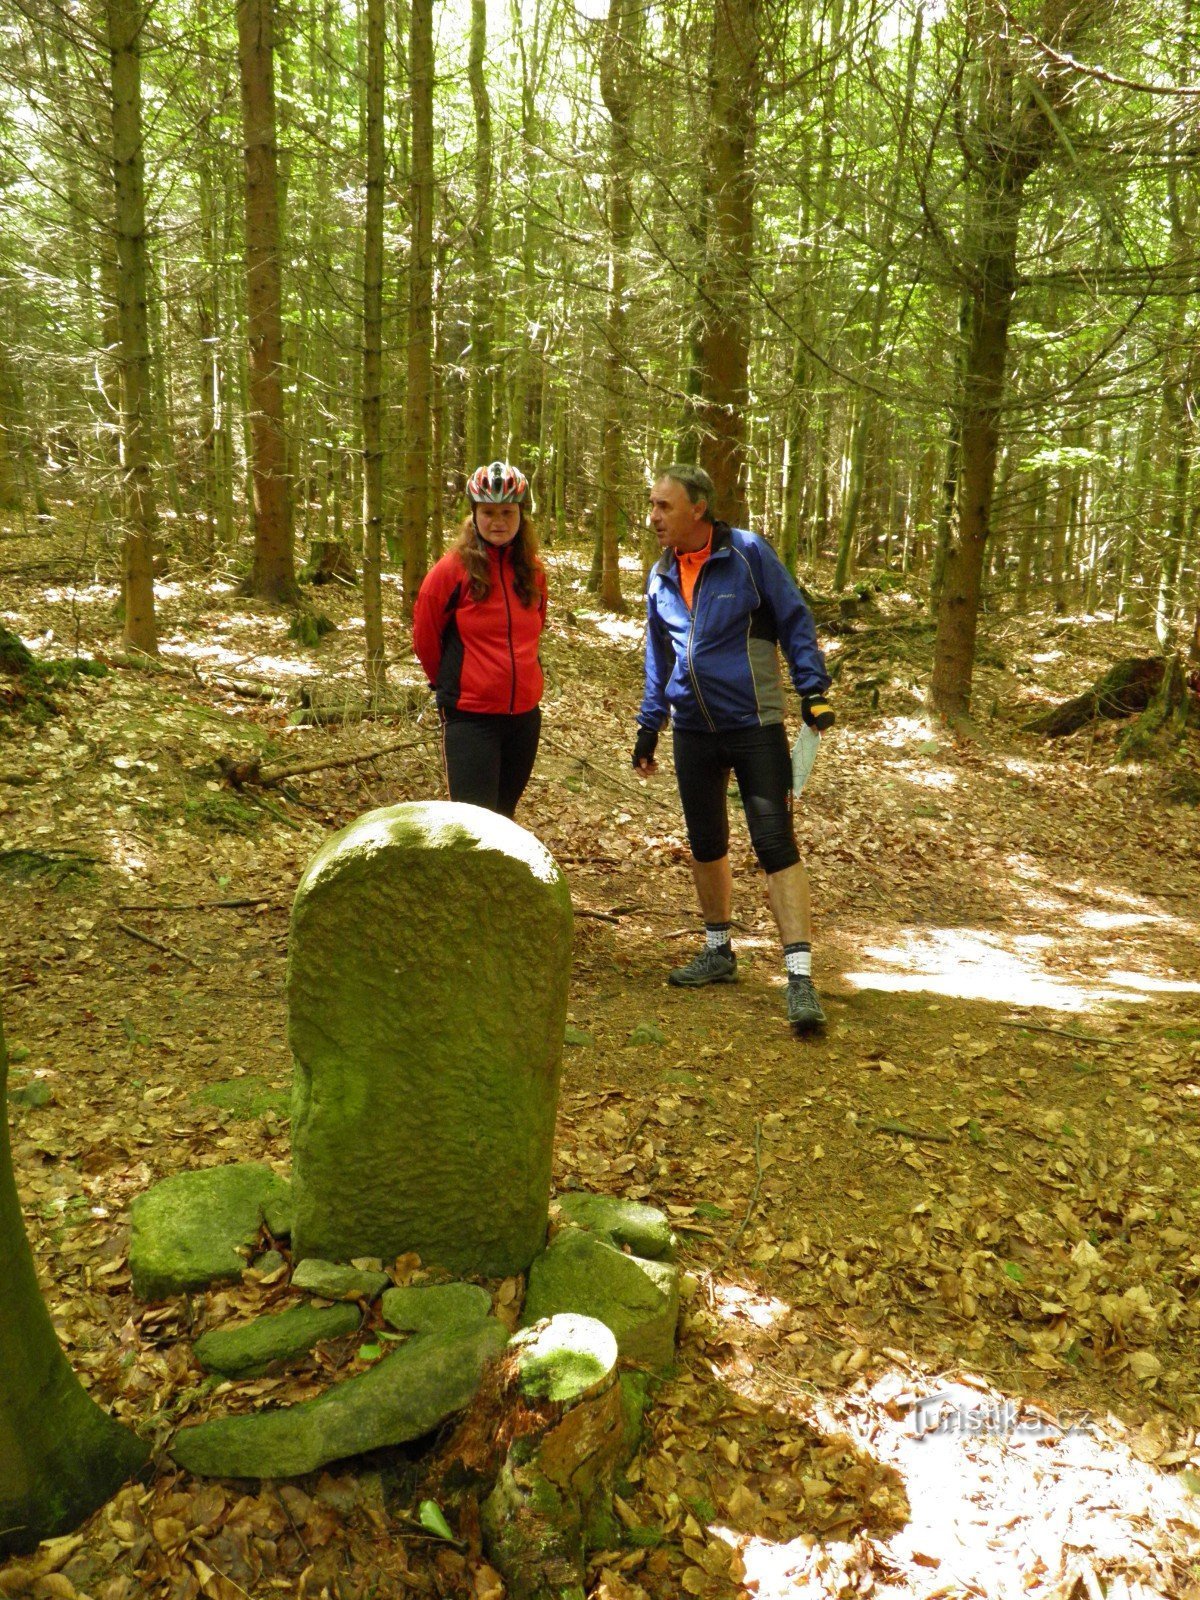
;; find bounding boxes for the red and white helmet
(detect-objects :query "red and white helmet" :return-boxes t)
[467,460,529,506]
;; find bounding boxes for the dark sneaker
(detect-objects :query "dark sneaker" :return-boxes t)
[668,945,737,987]
[787,974,826,1032]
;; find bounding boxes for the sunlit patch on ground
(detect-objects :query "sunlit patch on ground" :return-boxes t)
[842,925,1154,1010]
[891,766,958,790]
[162,638,322,680]
[710,1282,790,1331]
[693,1350,1200,1598]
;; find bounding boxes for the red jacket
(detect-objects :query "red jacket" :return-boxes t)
[412,544,547,715]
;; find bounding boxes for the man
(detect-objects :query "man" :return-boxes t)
[632,464,834,1033]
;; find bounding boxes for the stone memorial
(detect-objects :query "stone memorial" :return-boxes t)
[288,801,572,1275]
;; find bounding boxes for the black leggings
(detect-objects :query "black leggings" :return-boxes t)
[672,723,799,875]
[440,707,542,818]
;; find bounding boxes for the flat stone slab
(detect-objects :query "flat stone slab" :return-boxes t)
[524,1222,681,1376]
[288,802,572,1276]
[522,1229,679,1373]
[381,1282,492,1337]
[194,1303,362,1378]
[172,1319,509,1479]
[291,1259,390,1303]
[130,1164,291,1301]
[555,1194,676,1261]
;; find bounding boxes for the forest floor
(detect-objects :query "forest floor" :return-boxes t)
[3,517,1200,1600]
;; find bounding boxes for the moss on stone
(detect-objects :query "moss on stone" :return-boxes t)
[522,1230,679,1373]
[193,1302,361,1377]
[288,802,572,1276]
[380,1282,492,1337]
[554,1194,676,1261]
[172,1319,508,1479]
[130,1163,290,1300]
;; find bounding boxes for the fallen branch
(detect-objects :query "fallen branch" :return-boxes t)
[539,731,679,815]
[873,1119,952,1143]
[114,918,202,968]
[116,897,277,912]
[998,1019,1115,1045]
[220,733,435,789]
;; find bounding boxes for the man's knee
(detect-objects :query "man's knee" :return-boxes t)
[751,825,799,876]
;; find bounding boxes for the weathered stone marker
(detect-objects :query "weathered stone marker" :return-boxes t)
[288,801,572,1275]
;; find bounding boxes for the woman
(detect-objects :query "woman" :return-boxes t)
[412,461,547,818]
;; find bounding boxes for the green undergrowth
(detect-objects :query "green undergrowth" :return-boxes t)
[193,1075,291,1121]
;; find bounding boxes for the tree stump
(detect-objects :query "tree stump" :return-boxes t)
[304,539,357,585]
[1118,654,1195,761]
[0,1012,147,1555]
[438,1315,629,1600]
[1022,656,1165,736]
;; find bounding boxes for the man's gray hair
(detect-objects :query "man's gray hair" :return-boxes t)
[658,463,715,517]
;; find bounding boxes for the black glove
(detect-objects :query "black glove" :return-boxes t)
[632,726,659,768]
[801,694,836,732]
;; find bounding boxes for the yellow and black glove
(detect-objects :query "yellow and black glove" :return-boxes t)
[801,694,836,733]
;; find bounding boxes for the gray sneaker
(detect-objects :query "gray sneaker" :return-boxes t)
[787,974,826,1032]
[669,945,737,987]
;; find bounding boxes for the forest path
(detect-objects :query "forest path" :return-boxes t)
[1,559,1199,1597]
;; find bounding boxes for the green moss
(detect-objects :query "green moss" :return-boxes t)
[193,1077,290,1122]
[187,792,262,834]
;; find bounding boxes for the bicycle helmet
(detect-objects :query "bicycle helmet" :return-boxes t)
[467,460,529,506]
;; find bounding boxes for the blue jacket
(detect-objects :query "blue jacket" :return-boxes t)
[638,522,830,734]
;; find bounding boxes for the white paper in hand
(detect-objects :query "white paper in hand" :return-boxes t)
[791,724,821,795]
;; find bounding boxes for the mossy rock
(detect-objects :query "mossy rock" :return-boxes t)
[554,1194,676,1261]
[291,1259,390,1303]
[522,1230,679,1373]
[381,1282,492,1337]
[172,1319,508,1479]
[194,1302,361,1377]
[130,1164,291,1300]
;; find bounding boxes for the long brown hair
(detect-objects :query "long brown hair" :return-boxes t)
[454,513,543,607]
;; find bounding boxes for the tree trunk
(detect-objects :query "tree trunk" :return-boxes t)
[834,1,923,591]
[0,1012,148,1557]
[466,0,493,469]
[928,2,1108,718]
[237,0,297,603]
[400,0,434,615]
[695,0,758,528]
[596,0,640,614]
[361,0,386,695]
[106,0,158,653]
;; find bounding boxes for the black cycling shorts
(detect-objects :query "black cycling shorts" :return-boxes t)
[672,723,799,875]
[440,706,541,819]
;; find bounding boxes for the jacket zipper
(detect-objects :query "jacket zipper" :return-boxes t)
[499,548,517,712]
[684,558,718,731]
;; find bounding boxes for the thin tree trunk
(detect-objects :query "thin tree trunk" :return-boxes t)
[466,0,493,468]
[237,0,297,603]
[696,0,758,527]
[929,2,1107,717]
[361,0,386,693]
[835,2,923,590]
[107,0,158,652]
[596,0,640,613]
[400,0,433,614]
